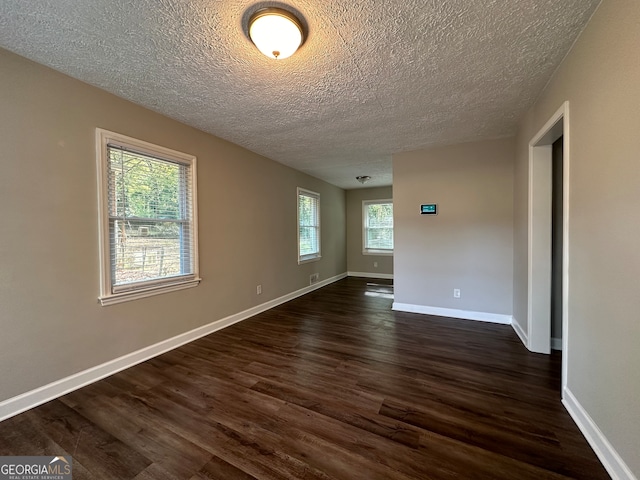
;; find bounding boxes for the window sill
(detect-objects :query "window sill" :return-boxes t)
[298,255,321,265]
[362,250,393,256]
[99,278,201,306]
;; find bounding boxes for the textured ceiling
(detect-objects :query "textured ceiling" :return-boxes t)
[0,0,600,189]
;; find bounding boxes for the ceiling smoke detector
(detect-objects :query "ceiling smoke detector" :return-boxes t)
[356,176,371,184]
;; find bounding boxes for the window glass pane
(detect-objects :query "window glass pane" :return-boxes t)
[364,202,394,250]
[367,203,393,228]
[299,226,319,256]
[110,220,185,285]
[367,227,394,250]
[298,189,320,260]
[298,195,315,226]
[108,145,193,287]
[109,149,182,220]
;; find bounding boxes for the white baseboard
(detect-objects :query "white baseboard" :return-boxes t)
[347,271,394,280]
[511,316,528,347]
[510,318,561,352]
[392,302,512,325]
[563,388,636,480]
[0,272,347,422]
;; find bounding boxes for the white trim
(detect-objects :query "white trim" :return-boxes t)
[551,337,562,351]
[563,388,637,480]
[348,271,394,280]
[298,255,321,264]
[362,199,394,253]
[561,105,571,393]
[0,272,347,422]
[96,128,200,306]
[527,101,570,392]
[392,303,512,325]
[511,316,528,346]
[527,141,552,353]
[297,187,321,264]
[99,278,201,306]
[96,130,111,302]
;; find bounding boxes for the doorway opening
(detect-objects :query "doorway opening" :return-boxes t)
[528,101,570,393]
[551,136,563,352]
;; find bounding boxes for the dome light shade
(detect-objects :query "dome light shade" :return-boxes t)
[248,8,304,60]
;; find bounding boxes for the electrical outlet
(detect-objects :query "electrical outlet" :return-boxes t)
[310,273,319,285]
[453,288,461,298]
[373,262,378,268]
[257,285,262,295]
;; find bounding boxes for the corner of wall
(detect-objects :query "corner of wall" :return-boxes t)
[510,316,528,348]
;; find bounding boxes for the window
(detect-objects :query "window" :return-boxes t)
[297,188,321,263]
[96,129,200,305]
[363,199,393,255]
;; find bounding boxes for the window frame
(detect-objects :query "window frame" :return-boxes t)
[96,128,200,306]
[297,187,321,264]
[362,199,394,256]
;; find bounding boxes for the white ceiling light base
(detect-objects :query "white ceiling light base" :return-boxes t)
[248,8,305,60]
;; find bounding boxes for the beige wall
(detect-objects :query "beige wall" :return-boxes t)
[346,187,393,277]
[393,138,514,316]
[513,0,640,474]
[0,48,346,403]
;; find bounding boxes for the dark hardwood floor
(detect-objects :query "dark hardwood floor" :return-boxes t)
[0,277,609,479]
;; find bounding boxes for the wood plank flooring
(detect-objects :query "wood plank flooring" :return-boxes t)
[0,277,609,479]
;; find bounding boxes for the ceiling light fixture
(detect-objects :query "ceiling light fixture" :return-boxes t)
[248,7,305,60]
[356,176,371,184]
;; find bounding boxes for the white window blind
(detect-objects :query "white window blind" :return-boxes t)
[97,129,200,305]
[298,188,320,262]
[363,200,393,253]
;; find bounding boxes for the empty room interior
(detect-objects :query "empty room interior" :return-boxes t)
[0,0,638,479]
